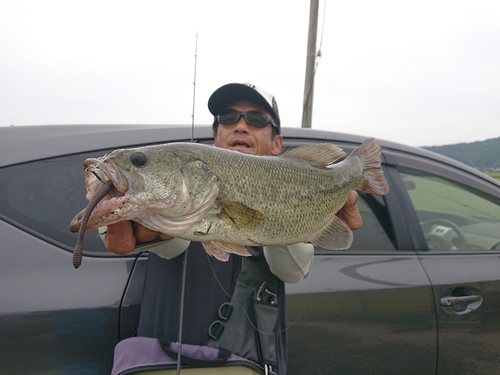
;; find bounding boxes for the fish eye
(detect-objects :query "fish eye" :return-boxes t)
[130,152,148,167]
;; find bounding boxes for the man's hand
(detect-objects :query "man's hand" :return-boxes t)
[105,221,172,254]
[337,190,363,230]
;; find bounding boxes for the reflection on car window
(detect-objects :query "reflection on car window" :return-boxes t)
[0,153,109,255]
[316,193,396,253]
[400,170,500,251]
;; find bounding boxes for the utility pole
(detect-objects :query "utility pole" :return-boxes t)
[302,0,319,128]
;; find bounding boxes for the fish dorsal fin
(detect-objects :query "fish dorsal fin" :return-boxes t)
[281,143,346,166]
[218,200,265,230]
[312,215,353,250]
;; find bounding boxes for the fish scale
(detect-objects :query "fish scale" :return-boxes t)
[200,150,352,242]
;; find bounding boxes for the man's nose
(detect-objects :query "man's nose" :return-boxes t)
[233,116,250,131]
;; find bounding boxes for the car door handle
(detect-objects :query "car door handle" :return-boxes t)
[440,295,481,307]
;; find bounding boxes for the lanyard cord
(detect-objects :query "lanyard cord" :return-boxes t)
[176,247,189,374]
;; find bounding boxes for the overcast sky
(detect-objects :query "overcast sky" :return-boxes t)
[1,0,499,147]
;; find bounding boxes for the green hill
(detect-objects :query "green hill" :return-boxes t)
[422,137,500,172]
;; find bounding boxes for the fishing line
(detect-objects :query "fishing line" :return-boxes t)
[176,31,198,375]
[118,251,142,341]
[316,0,327,68]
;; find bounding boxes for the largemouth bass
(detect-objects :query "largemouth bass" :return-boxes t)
[70,138,389,268]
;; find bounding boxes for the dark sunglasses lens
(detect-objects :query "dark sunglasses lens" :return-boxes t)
[219,109,240,124]
[245,111,268,127]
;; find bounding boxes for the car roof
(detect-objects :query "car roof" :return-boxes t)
[0,125,211,166]
[1,124,498,187]
[0,124,364,165]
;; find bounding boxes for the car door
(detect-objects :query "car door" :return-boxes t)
[285,143,437,375]
[386,150,500,375]
[0,150,140,375]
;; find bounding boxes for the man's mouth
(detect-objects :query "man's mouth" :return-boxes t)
[230,139,252,149]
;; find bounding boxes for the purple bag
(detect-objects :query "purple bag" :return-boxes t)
[112,337,275,375]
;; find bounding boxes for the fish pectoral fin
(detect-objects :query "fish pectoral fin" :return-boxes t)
[201,242,230,261]
[281,143,346,167]
[312,216,353,250]
[201,241,252,262]
[218,200,265,230]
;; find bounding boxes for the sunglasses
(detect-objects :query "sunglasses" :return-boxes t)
[217,109,278,130]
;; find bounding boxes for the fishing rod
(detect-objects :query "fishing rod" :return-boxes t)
[176,31,198,375]
[191,32,198,143]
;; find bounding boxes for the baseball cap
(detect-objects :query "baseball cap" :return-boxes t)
[208,83,281,131]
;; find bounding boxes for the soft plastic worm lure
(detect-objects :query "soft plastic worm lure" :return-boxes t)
[73,180,114,269]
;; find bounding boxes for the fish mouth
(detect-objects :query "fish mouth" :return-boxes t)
[84,157,129,194]
[69,158,130,233]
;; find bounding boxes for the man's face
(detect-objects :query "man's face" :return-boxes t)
[213,100,283,156]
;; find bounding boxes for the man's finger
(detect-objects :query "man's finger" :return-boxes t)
[134,223,160,243]
[338,191,363,230]
[106,221,136,254]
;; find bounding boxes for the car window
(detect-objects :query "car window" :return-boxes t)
[0,152,110,255]
[1,142,397,256]
[280,144,397,253]
[316,192,396,253]
[400,169,500,251]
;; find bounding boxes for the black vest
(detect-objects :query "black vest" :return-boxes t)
[137,242,287,374]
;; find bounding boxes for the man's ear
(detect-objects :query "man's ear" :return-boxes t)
[271,135,283,156]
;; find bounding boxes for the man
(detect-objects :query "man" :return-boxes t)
[105,83,362,374]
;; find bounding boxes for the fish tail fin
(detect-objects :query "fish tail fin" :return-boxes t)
[351,138,390,196]
[361,168,389,195]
